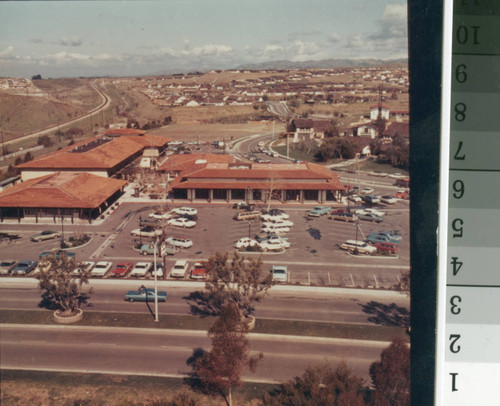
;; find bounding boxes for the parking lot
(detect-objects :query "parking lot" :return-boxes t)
[1,187,409,288]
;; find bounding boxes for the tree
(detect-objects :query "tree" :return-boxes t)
[23,151,33,162]
[261,361,368,406]
[37,135,54,148]
[37,253,92,315]
[204,252,273,318]
[369,338,410,406]
[189,303,263,406]
[393,271,410,297]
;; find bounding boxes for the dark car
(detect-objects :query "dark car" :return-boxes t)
[329,210,358,222]
[11,260,38,275]
[125,287,167,302]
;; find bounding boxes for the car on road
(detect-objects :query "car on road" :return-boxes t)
[261,224,290,235]
[262,218,294,227]
[0,260,16,275]
[149,210,173,220]
[11,260,38,275]
[130,262,152,277]
[165,236,193,249]
[259,239,289,252]
[270,265,288,283]
[359,187,375,195]
[394,190,408,199]
[372,242,399,254]
[380,195,398,204]
[167,217,197,228]
[234,238,260,250]
[172,207,198,216]
[389,172,407,179]
[91,261,113,277]
[30,230,61,242]
[357,212,384,223]
[111,262,133,277]
[124,287,167,302]
[190,261,208,279]
[131,226,163,238]
[329,210,358,222]
[340,240,377,255]
[362,194,380,204]
[170,260,189,278]
[308,206,332,217]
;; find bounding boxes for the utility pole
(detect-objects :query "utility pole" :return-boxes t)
[153,239,159,322]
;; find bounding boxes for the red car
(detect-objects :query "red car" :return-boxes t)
[190,261,208,279]
[111,262,133,277]
[373,242,399,254]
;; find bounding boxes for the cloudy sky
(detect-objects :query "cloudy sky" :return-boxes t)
[0,0,407,78]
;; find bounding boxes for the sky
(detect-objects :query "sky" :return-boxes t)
[0,0,408,78]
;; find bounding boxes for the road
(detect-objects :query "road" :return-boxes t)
[0,324,389,383]
[0,283,409,325]
[4,80,111,147]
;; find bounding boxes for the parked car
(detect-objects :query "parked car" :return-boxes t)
[357,212,384,223]
[259,239,289,252]
[347,194,362,203]
[255,234,289,245]
[165,236,193,249]
[91,261,113,277]
[359,187,375,195]
[130,262,152,277]
[234,238,260,250]
[11,260,38,275]
[0,260,16,275]
[131,226,163,238]
[329,211,358,222]
[376,230,403,243]
[366,234,394,244]
[394,190,408,199]
[262,219,294,227]
[125,287,167,302]
[270,265,288,283]
[111,262,133,277]
[380,195,398,204]
[362,194,380,204]
[149,210,173,220]
[190,262,208,279]
[73,261,94,275]
[234,211,261,221]
[30,230,61,242]
[172,207,198,216]
[170,260,189,278]
[340,240,377,255]
[308,206,332,217]
[373,242,399,254]
[261,224,290,235]
[355,208,385,217]
[167,217,196,228]
[151,263,164,277]
[261,209,289,221]
[232,201,255,211]
[140,242,178,256]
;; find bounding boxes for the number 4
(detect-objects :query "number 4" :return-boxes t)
[451,257,463,276]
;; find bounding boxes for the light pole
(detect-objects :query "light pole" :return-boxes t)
[60,214,65,249]
[153,239,159,322]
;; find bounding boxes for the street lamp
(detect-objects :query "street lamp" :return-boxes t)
[248,220,252,239]
[153,239,159,322]
[60,214,65,248]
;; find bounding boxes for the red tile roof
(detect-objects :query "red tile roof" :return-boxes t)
[158,153,236,173]
[0,172,127,209]
[16,134,169,171]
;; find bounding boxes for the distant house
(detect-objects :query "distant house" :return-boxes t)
[383,122,410,141]
[290,118,331,143]
[370,105,390,120]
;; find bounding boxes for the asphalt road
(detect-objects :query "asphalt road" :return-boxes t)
[0,324,389,383]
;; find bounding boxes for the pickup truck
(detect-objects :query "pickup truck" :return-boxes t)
[139,242,178,256]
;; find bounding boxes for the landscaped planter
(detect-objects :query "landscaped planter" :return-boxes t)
[53,308,83,324]
[244,315,256,331]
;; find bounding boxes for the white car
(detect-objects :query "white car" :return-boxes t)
[258,235,290,247]
[167,217,196,228]
[130,262,152,277]
[91,261,112,277]
[261,224,290,235]
[388,172,407,179]
[73,261,94,275]
[165,236,193,248]
[149,211,173,220]
[261,210,289,221]
[262,219,294,227]
[356,208,385,217]
[234,238,259,250]
[151,263,163,277]
[259,239,289,252]
[172,207,198,216]
[170,259,189,278]
[380,195,398,204]
[131,226,163,238]
[359,187,375,195]
[347,194,362,203]
[340,240,377,255]
[271,265,288,282]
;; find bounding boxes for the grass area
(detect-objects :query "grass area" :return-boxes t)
[342,159,409,176]
[1,369,276,406]
[273,144,318,163]
[0,309,408,342]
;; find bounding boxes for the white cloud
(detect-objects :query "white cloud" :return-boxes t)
[0,46,14,57]
[56,36,83,47]
[192,44,232,56]
[327,33,341,43]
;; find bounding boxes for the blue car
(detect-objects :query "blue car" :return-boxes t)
[366,234,394,244]
[308,206,332,217]
[378,231,403,243]
[39,250,76,260]
[125,287,167,302]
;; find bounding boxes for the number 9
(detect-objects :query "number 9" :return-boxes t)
[453,180,465,199]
